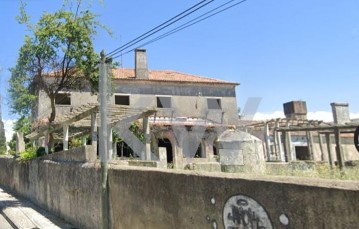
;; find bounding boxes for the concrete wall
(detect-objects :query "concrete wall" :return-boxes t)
[0,157,100,229]
[1,156,358,229]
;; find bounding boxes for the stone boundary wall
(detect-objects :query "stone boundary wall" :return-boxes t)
[42,145,97,163]
[0,157,100,229]
[0,156,358,229]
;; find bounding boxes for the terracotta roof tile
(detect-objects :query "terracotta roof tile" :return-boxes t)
[112,68,238,85]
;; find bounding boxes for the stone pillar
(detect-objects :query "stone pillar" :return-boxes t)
[63,125,69,151]
[91,111,97,149]
[283,131,293,162]
[143,117,151,160]
[264,122,271,161]
[273,120,284,161]
[44,132,49,154]
[272,129,278,160]
[306,131,314,160]
[108,128,113,159]
[16,132,25,155]
[334,128,345,170]
[158,147,167,169]
[275,122,285,162]
[113,141,117,159]
[318,132,324,161]
[325,133,334,168]
[82,135,87,146]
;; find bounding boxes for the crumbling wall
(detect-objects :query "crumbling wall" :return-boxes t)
[0,157,100,229]
[0,156,358,229]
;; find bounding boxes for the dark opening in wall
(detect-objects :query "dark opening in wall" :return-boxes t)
[157,97,171,108]
[158,138,173,163]
[55,93,71,105]
[213,144,218,156]
[207,98,221,109]
[115,95,130,105]
[295,146,310,160]
[195,144,202,158]
[117,141,137,158]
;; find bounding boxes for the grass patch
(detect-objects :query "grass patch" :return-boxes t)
[266,161,359,181]
[17,147,37,162]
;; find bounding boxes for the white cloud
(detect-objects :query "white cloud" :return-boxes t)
[253,111,359,122]
[253,111,285,121]
[307,112,334,122]
[4,119,15,142]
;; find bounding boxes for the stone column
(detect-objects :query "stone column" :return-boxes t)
[113,140,117,159]
[63,125,69,151]
[143,117,151,160]
[91,111,97,149]
[306,131,314,160]
[275,120,284,161]
[325,133,334,168]
[44,132,49,154]
[264,122,271,161]
[16,132,25,155]
[318,132,324,161]
[82,135,87,146]
[283,131,292,162]
[108,128,113,159]
[334,128,345,170]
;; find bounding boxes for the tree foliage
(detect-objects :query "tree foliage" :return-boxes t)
[9,1,104,123]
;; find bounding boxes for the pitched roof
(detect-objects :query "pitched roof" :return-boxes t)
[112,68,238,85]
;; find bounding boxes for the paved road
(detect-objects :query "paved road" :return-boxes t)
[0,213,13,229]
[0,187,75,229]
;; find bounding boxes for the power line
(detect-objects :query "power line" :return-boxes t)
[112,0,248,60]
[106,0,215,58]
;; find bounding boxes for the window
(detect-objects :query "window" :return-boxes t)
[115,95,130,105]
[55,93,71,105]
[157,97,171,108]
[207,98,221,109]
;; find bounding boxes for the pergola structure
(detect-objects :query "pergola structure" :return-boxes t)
[27,103,156,159]
[243,118,358,170]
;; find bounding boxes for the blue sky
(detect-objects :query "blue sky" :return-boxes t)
[1,0,359,127]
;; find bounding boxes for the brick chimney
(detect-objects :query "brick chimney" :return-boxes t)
[135,49,148,79]
[331,102,350,124]
[283,101,307,120]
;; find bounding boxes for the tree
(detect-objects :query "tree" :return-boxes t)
[9,1,103,124]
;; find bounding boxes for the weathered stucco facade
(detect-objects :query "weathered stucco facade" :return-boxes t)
[32,49,240,169]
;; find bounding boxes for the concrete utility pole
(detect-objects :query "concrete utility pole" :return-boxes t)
[99,51,111,229]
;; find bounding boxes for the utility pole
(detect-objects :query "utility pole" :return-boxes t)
[99,50,111,229]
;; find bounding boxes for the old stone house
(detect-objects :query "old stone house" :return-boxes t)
[31,49,240,168]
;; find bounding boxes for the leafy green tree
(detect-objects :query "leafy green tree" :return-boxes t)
[9,1,105,124]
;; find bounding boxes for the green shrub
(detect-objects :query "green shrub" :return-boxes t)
[18,147,37,161]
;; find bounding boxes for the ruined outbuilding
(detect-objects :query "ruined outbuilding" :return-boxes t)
[243,101,358,170]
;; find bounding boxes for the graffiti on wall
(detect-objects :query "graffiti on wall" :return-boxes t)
[223,195,273,229]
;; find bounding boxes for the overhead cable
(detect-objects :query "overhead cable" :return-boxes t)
[106,0,215,58]
[111,0,248,60]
